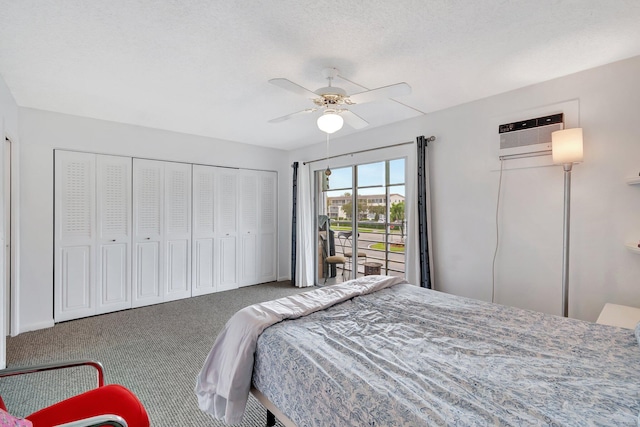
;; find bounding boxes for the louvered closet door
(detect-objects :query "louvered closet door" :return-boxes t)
[96,155,132,314]
[132,159,164,308]
[55,151,96,321]
[192,165,216,296]
[163,162,192,301]
[258,171,277,283]
[216,168,239,291]
[239,170,259,287]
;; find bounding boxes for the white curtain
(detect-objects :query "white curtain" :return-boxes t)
[404,146,420,286]
[294,163,315,287]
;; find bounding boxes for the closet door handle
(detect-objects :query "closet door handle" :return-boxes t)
[111,239,116,242]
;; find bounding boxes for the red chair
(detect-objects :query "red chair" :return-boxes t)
[0,360,149,427]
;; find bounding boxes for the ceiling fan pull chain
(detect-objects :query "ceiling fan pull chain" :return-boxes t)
[325,133,331,176]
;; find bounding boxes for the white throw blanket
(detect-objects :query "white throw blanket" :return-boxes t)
[195,275,408,424]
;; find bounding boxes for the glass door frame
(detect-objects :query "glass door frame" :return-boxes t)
[312,150,410,286]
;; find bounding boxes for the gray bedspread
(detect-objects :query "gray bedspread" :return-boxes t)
[252,284,640,426]
[196,275,407,424]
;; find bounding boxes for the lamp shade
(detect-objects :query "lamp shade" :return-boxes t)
[317,112,344,134]
[552,128,583,165]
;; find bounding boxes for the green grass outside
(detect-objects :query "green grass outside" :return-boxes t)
[333,226,378,233]
[370,242,405,253]
[332,225,403,234]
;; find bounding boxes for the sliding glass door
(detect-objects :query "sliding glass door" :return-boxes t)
[315,158,406,285]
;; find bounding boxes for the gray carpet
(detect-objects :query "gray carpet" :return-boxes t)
[2,281,310,426]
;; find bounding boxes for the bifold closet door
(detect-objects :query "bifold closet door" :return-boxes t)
[192,165,216,296]
[55,151,96,321]
[258,171,277,283]
[238,170,277,287]
[132,159,164,307]
[216,168,239,291]
[133,159,192,307]
[96,155,132,314]
[239,170,259,287]
[163,162,192,301]
[55,151,132,322]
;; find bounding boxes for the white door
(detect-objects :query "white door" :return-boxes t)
[132,159,164,307]
[163,162,192,301]
[258,171,277,283]
[54,151,96,321]
[0,123,5,369]
[192,165,216,296]
[239,171,259,286]
[216,168,239,291]
[3,137,9,336]
[96,155,132,314]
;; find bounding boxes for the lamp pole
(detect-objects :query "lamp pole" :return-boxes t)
[561,163,572,318]
[552,127,583,319]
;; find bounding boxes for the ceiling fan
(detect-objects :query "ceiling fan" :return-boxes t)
[268,68,411,134]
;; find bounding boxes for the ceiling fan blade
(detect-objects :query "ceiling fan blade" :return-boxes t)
[269,78,319,99]
[348,82,411,104]
[268,108,317,123]
[342,110,369,129]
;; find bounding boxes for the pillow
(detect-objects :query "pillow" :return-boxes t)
[0,409,32,427]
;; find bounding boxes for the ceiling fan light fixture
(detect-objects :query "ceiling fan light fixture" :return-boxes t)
[317,111,344,134]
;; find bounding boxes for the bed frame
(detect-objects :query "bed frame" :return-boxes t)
[251,387,296,427]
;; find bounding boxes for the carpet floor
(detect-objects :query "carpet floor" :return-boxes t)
[1,281,310,426]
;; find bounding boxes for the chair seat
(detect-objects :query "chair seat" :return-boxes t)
[326,255,346,263]
[344,252,367,258]
[27,384,149,427]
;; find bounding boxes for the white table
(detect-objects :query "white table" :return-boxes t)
[596,303,640,329]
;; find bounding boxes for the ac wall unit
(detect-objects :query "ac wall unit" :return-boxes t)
[498,113,563,157]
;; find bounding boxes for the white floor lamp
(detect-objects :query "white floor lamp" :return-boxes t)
[551,128,584,318]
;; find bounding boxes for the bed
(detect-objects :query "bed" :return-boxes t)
[195,275,640,426]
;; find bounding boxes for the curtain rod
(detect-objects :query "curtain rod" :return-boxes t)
[303,140,416,165]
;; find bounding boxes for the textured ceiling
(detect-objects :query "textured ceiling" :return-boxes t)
[1,0,640,150]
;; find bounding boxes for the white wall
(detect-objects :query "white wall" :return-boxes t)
[0,78,18,139]
[17,108,290,333]
[290,55,640,322]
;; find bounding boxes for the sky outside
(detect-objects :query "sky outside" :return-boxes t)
[326,158,405,197]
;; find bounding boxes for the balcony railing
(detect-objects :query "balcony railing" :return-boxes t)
[331,220,406,280]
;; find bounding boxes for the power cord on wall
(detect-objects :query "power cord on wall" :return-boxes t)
[491,158,505,303]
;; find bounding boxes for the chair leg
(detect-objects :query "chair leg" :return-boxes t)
[323,261,328,284]
[355,257,366,278]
